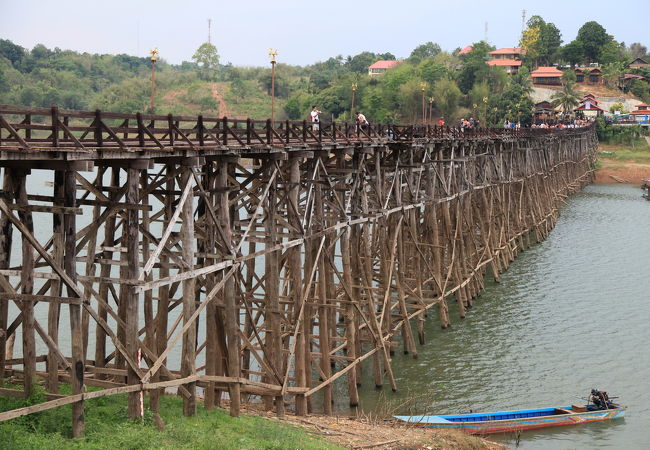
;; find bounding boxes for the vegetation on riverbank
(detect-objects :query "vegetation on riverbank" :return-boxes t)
[0,383,340,449]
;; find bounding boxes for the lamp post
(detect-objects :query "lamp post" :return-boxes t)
[351,83,357,121]
[420,82,427,125]
[428,97,434,125]
[268,49,278,123]
[149,48,159,113]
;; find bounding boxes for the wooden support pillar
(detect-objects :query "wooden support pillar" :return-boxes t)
[65,169,85,437]
[125,167,141,419]
[218,161,240,417]
[180,165,197,416]
[0,170,12,383]
[48,170,64,392]
[12,170,36,396]
[288,156,307,415]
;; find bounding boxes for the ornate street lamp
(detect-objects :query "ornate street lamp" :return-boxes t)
[149,48,159,113]
[428,97,434,125]
[268,49,278,123]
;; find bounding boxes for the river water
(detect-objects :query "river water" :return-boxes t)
[352,183,650,449]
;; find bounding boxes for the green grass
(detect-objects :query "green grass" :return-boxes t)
[0,383,341,450]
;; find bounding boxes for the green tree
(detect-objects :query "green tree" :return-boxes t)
[561,41,585,66]
[0,39,25,65]
[192,42,220,80]
[575,21,612,62]
[469,81,490,125]
[520,16,562,66]
[458,41,494,93]
[602,61,626,89]
[433,78,461,123]
[628,43,648,60]
[408,42,441,64]
[550,81,581,115]
[416,59,447,85]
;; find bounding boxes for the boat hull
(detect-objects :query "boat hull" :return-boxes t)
[395,406,626,435]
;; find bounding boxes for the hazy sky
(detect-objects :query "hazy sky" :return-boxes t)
[1,0,648,67]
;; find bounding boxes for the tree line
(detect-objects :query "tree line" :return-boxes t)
[0,18,648,126]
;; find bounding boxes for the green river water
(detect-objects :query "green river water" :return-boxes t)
[347,183,650,449]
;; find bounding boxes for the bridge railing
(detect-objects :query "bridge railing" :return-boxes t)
[0,104,592,151]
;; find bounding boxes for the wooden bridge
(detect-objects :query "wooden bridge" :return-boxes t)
[0,104,597,436]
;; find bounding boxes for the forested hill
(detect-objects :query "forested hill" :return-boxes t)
[1,18,649,126]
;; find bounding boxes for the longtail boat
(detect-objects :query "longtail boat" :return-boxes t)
[394,390,625,435]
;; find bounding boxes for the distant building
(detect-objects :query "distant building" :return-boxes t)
[628,58,650,69]
[486,59,522,75]
[533,101,559,123]
[485,48,525,75]
[573,95,604,118]
[575,67,603,85]
[458,45,473,55]
[368,60,400,76]
[488,48,526,60]
[630,103,650,124]
[530,66,563,85]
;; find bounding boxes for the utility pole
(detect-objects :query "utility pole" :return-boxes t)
[208,19,212,44]
[521,10,527,43]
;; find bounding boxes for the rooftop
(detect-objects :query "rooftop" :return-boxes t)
[530,66,563,77]
[486,59,522,67]
[458,45,473,55]
[489,47,526,55]
[368,60,399,70]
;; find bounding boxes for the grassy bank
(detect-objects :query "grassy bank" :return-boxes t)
[0,384,340,449]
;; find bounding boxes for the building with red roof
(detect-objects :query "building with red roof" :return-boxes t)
[458,45,473,55]
[488,48,526,60]
[530,66,564,85]
[630,103,650,124]
[485,48,525,74]
[368,60,400,76]
[486,59,522,74]
[575,67,603,85]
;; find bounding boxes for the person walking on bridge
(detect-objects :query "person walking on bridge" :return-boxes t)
[356,111,368,132]
[310,106,321,132]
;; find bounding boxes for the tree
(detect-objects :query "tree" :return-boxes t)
[551,81,580,115]
[0,39,25,65]
[469,81,490,125]
[561,41,585,66]
[408,42,441,64]
[458,41,495,93]
[575,21,612,62]
[628,43,648,60]
[602,62,626,89]
[433,78,461,123]
[192,42,220,80]
[416,59,447,85]
[520,16,562,66]
[609,102,628,114]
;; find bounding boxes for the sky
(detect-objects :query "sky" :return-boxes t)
[1,0,648,67]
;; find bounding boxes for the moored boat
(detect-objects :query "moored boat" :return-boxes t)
[394,389,625,435]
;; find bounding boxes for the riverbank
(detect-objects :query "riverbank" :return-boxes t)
[0,382,498,449]
[595,142,650,184]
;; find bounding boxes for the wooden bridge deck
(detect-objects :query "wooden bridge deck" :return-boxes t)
[0,105,598,436]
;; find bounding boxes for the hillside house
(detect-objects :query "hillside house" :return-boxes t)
[530,66,563,85]
[368,60,399,76]
[573,95,604,118]
[458,45,473,55]
[630,103,650,124]
[533,101,559,123]
[629,58,650,69]
[485,48,525,75]
[575,67,603,85]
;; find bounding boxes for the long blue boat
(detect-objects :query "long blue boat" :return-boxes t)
[394,390,625,435]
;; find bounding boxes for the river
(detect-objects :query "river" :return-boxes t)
[351,183,650,449]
